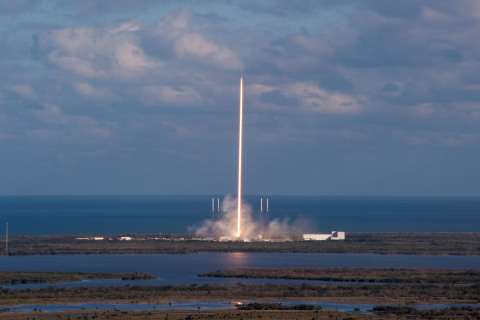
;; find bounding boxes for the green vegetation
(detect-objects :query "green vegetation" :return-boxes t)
[0,303,478,320]
[0,277,479,319]
[0,271,155,284]
[2,232,480,255]
[372,305,480,318]
[0,283,479,306]
[0,308,371,320]
[201,267,480,284]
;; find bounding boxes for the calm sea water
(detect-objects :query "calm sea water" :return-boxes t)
[0,195,479,235]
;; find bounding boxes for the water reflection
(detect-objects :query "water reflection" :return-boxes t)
[220,252,250,269]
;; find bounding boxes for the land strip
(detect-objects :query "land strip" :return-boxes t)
[0,271,155,285]
[200,267,480,284]
[0,308,374,320]
[0,283,479,306]
[1,306,479,320]
[0,298,479,320]
[2,232,480,256]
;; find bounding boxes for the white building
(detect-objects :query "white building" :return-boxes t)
[303,231,345,241]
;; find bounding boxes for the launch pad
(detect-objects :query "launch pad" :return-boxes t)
[207,196,344,242]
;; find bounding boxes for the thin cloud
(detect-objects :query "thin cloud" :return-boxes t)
[37,22,162,81]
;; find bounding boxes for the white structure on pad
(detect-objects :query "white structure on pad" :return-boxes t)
[303,231,345,241]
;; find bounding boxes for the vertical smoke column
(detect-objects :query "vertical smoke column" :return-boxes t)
[5,222,8,256]
[236,75,244,238]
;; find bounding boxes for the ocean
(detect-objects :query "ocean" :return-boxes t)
[0,195,479,235]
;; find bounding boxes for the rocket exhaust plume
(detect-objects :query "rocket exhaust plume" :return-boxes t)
[189,196,314,240]
[237,75,244,238]
[189,75,317,239]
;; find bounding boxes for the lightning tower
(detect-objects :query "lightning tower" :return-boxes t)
[266,198,269,233]
[211,197,215,221]
[260,198,264,232]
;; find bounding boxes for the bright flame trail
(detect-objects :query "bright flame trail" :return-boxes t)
[237,76,243,238]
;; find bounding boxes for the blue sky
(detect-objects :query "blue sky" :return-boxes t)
[1,0,480,196]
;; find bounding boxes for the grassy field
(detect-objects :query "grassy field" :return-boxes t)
[2,232,480,255]
[0,271,155,284]
[0,308,380,320]
[200,267,480,284]
[0,282,479,306]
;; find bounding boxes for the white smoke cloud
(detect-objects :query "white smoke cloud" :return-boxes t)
[190,195,257,238]
[267,216,311,234]
[189,195,314,240]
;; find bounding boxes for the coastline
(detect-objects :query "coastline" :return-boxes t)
[3,232,480,256]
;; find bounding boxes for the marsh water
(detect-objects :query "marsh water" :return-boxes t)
[1,253,479,313]
[2,301,477,314]
[1,253,479,289]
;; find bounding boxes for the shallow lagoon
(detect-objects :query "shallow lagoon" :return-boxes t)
[1,253,479,289]
[2,301,478,314]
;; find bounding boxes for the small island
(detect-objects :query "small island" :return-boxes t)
[0,271,155,285]
[200,267,480,284]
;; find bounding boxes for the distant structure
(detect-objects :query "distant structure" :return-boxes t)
[258,197,270,234]
[303,231,345,241]
[5,222,8,256]
[211,197,221,221]
[259,198,264,231]
[211,198,215,221]
[265,198,269,232]
[76,237,104,241]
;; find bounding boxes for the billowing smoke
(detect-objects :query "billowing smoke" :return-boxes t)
[190,195,257,238]
[189,195,313,240]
